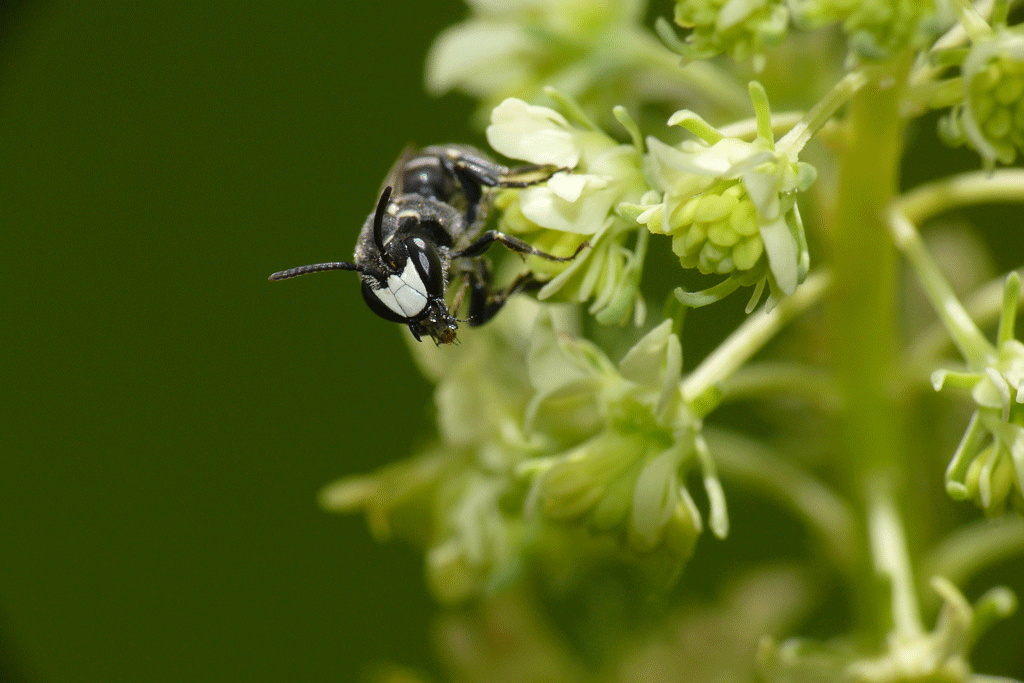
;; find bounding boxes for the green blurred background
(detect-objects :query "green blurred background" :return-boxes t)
[1,2,476,680]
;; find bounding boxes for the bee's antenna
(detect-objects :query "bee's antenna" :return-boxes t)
[268,262,364,281]
[373,186,393,257]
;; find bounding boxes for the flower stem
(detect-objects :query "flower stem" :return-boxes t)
[827,71,910,640]
[865,474,925,639]
[898,170,1024,223]
[778,70,868,156]
[906,267,1024,379]
[719,362,840,411]
[626,29,750,113]
[921,516,1024,599]
[888,207,996,369]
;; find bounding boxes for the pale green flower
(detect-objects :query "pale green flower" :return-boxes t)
[626,83,815,309]
[486,96,650,324]
[523,312,729,559]
[320,301,732,600]
[426,0,663,126]
[486,97,645,236]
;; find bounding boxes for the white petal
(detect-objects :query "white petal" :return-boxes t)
[742,168,782,220]
[760,213,799,295]
[519,184,615,234]
[546,172,589,202]
[647,137,711,175]
[487,98,580,167]
[549,172,608,200]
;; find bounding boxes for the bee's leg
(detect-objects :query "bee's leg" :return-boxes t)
[440,150,564,225]
[442,146,564,189]
[465,270,542,327]
[454,231,589,262]
[497,163,566,188]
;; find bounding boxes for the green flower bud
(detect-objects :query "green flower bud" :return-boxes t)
[538,430,645,519]
[666,182,769,282]
[628,443,689,550]
[427,539,481,604]
[961,443,1016,516]
[657,496,702,564]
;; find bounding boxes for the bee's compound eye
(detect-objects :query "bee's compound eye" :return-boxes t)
[403,237,444,297]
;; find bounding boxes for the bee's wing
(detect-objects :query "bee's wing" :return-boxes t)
[380,144,418,197]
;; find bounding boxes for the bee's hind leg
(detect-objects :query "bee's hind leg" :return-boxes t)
[454,231,589,261]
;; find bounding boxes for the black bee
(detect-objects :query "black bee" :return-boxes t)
[269,145,586,344]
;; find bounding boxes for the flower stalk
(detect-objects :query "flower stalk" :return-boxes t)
[828,73,907,483]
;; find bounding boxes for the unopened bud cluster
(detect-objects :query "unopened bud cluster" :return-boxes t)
[673,0,788,68]
[664,181,766,280]
[940,29,1024,167]
[671,0,950,67]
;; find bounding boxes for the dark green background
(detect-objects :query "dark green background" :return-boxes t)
[1,2,473,680]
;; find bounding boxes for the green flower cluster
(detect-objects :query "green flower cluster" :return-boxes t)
[802,0,950,61]
[525,313,728,557]
[932,274,1024,517]
[627,84,815,308]
[672,0,789,69]
[940,28,1024,167]
[486,95,650,325]
[669,0,951,67]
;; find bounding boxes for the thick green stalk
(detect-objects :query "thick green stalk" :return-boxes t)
[827,76,908,641]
